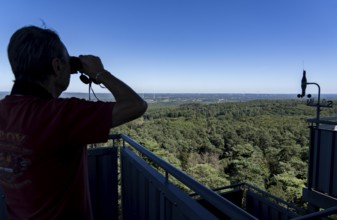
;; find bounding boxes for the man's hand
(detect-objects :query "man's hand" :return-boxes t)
[78,55,105,79]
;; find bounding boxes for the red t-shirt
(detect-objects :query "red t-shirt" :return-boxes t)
[0,95,114,220]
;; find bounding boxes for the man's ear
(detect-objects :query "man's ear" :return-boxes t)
[51,58,62,76]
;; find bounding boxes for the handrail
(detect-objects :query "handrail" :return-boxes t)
[115,133,258,220]
[307,116,337,125]
[291,205,337,220]
[209,182,305,214]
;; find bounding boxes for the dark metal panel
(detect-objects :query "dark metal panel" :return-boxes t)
[257,200,263,219]
[196,190,244,219]
[246,192,259,217]
[122,150,151,220]
[88,147,118,220]
[121,154,133,220]
[245,192,256,217]
[311,129,319,188]
[148,181,160,220]
[302,188,337,209]
[120,147,220,220]
[245,190,300,220]
[261,202,269,220]
[98,151,118,219]
[88,152,98,217]
[138,172,149,220]
[129,162,138,218]
[120,156,128,219]
[159,190,165,220]
[172,203,189,220]
[308,126,337,201]
[269,208,280,220]
[291,205,337,220]
[307,126,315,189]
[332,135,337,197]
[171,208,186,220]
[317,130,333,193]
[164,196,173,220]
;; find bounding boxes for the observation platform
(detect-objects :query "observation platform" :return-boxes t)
[1,118,337,219]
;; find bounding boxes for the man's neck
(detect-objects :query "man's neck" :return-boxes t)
[10,80,54,99]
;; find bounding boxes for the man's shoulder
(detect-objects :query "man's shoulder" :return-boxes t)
[52,97,115,115]
[1,95,114,113]
[55,97,113,106]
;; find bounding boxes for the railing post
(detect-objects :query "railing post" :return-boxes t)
[88,146,119,220]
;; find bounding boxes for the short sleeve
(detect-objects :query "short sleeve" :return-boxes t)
[57,98,114,145]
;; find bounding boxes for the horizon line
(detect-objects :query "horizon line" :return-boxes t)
[1,91,337,95]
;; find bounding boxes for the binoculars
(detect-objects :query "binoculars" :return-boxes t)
[69,56,83,74]
[69,56,99,84]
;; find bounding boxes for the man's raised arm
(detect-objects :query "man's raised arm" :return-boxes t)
[79,55,148,127]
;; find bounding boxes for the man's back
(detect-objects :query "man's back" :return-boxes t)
[0,94,113,220]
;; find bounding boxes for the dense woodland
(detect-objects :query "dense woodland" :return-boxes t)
[111,99,337,206]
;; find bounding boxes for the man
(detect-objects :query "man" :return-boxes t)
[0,26,147,219]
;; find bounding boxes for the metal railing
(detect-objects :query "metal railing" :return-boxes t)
[88,145,119,220]
[1,133,337,219]
[292,205,337,220]
[114,134,337,220]
[118,133,257,220]
[194,182,305,219]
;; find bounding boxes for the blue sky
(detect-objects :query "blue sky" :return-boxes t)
[1,0,337,94]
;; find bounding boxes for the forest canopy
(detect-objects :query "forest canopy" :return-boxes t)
[112,99,337,205]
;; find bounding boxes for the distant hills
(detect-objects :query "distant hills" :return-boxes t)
[1,92,337,103]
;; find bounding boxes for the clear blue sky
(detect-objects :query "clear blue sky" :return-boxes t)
[1,0,337,94]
